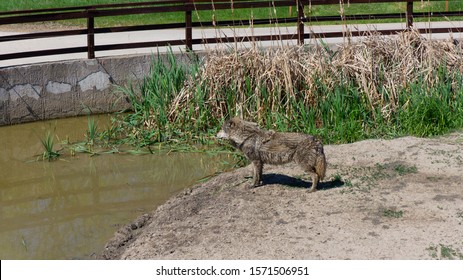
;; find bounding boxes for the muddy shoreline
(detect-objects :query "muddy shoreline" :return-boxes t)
[101,133,463,260]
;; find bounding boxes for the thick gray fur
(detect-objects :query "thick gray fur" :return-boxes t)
[217,117,327,192]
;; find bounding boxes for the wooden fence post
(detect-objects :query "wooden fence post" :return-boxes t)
[87,8,95,59]
[185,0,193,51]
[297,0,304,45]
[406,0,413,29]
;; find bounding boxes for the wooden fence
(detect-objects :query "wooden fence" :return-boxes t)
[0,0,462,63]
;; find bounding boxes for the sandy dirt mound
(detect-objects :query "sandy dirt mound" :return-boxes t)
[102,133,463,260]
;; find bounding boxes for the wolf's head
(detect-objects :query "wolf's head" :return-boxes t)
[216,117,260,146]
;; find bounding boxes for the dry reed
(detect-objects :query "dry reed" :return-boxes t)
[170,29,463,123]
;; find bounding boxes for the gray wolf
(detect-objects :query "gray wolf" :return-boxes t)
[217,117,326,192]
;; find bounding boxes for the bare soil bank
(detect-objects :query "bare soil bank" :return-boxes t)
[102,133,463,260]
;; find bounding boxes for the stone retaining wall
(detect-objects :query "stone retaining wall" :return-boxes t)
[0,52,198,126]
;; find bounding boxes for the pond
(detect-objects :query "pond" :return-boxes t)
[0,115,234,259]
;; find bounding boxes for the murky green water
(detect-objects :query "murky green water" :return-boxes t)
[0,115,232,259]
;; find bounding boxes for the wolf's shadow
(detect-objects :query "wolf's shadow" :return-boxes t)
[261,173,344,191]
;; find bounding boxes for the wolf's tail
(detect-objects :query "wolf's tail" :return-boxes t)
[315,149,326,181]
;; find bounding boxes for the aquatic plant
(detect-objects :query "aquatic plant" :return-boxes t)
[40,131,60,161]
[85,117,98,146]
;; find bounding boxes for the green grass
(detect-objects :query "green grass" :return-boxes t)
[0,0,294,28]
[397,73,463,137]
[394,164,418,175]
[1,1,461,28]
[115,50,192,147]
[0,0,147,11]
[40,131,61,161]
[382,208,404,218]
[427,244,463,260]
[85,117,98,146]
[307,1,463,17]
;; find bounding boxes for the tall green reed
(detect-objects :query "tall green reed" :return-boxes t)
[397,67,463,137]
[114,37,463,148]
[85,117,98,146]
[115,49,195,147]
[40,131,60,161]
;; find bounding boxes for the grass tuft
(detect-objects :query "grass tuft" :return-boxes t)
[382,209,404,218]
[85,117,98,146]
[427,243,463,260]
[40,131,60,161]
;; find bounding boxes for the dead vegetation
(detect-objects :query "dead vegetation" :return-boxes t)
[171,29,463,122]
[118,29,463,147]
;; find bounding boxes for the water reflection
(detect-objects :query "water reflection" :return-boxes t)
[0,116,232,259]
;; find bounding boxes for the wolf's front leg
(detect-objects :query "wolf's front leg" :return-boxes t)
[251,160,263,188]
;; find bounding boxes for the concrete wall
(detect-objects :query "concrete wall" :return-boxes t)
[0,52,199,126]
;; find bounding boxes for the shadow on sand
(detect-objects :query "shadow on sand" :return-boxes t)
[260,173,345,191]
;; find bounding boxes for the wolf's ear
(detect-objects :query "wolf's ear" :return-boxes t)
[228,119,236,128]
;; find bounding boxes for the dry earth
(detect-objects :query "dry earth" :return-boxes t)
[102,132,463,260]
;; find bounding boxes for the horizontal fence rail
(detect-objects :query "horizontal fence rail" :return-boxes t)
[0,0,462,65]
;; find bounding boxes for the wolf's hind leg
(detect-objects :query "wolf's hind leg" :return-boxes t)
[306,170,319,193]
